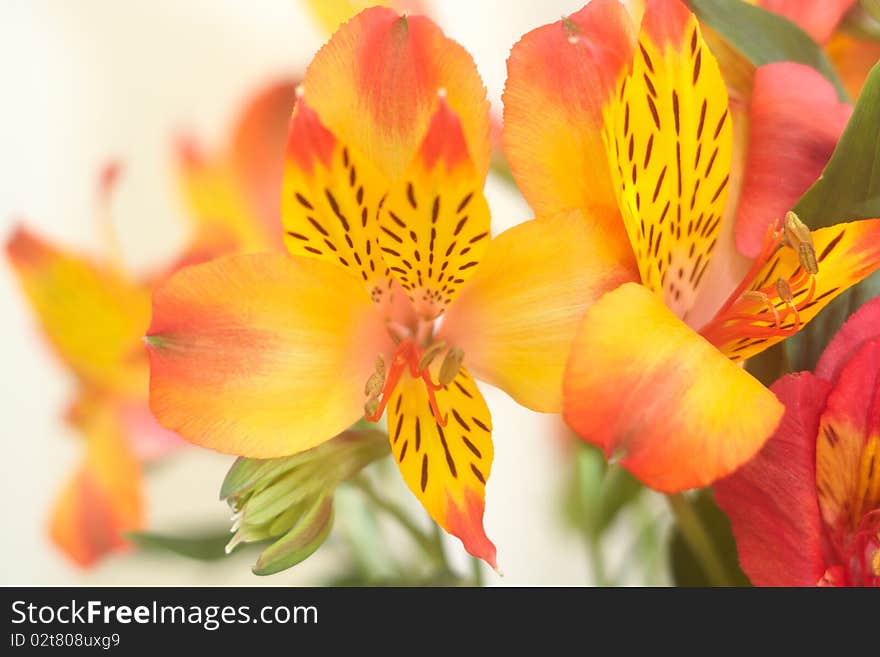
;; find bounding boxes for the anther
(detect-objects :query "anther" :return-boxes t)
[741,290,780,328]
[438,348,465,386]
[783,211,818,275]
[775,278,793,304]
[364,355,385,396]
[418,341,446,371]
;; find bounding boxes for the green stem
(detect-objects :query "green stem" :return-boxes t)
[666,493,732,587]
[588,534,609,587]
[471,557,485,587]
[351,475,443,565]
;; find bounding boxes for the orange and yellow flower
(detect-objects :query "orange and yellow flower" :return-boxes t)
[503,0,880,492]
[145,7,622,567]
[6,163,238,567]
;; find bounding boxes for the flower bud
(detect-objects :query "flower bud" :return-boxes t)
[221,428,389,574]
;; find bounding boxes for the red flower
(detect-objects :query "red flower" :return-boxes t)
[716,298,880,586]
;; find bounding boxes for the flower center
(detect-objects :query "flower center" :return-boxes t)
[363,319,462,426]
[699,212,819,349]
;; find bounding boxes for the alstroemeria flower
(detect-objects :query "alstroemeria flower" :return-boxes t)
[716,298,880,587]
[503,0,880,491]
[145,7,622,567]
[5,169,234,567]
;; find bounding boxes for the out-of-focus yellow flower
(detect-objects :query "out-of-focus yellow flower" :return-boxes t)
[6,166,236,567]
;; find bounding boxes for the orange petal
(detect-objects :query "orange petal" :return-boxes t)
[50,407,143,567]
[734,63,851,259]
[303,7,490,180]
[175,80,294,254]
[439,210,638,413]
[388,367,496,567]
[502,0,636,220]
[5,226,149,395]
[378,95,491,318]
[757,0,857,44]
[704,219,880,362]
[146,253,393,458]
[816,338,880,537]
[230,80,298,251]
[563,282,784,491]
[604,0,733,317]
[826,33,880,100]
[282,93,393,301]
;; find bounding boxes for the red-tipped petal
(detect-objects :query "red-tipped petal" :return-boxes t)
[815,297,880,385]
[715,373,830,587]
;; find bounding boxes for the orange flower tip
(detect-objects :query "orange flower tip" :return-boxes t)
[5,225,47,268]
[174,133,204,168]
[98,161,122,197]
[445,491,497,569]
[418,95,471,172]
[642,0,692,47]
[285,96,336,176]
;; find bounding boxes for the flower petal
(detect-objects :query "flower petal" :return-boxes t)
[378,96,490,318]
[5,226,149,394]
[303,7,490,180]
[815,297,880,384]
[230,80,297,251]
[816,338,880,536]
[439,210,638,413]
[714,372,830,587]
[50,408,143,567]
[826,33,880,100]
[563,282,784,492]
[146,253,393,458]
[757,0,857,44]
[704,219,880,362]
[282,93,394,302]
[604,0,733,317]
[175,81,295,254]
[388,367,496,567]
[502,0,636,219]
[734,63,851,259]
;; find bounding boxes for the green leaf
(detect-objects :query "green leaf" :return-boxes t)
[668,490,750,587]
[686,0,849,101]
[785,62,880,370]
[794,62,880,227]
[126,529,235,561]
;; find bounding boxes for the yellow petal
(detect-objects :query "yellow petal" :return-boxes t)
[703,219,880,362]
[6,226,148,394]
[378,96,491,318]
[439,210,638,413]
[603,0,733,317]
[388,367,496,567]
[282,93,394,302]
[563,282,783,492]
[146,253,394,458]
[302,7,490,180]
[50,403,143,567]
